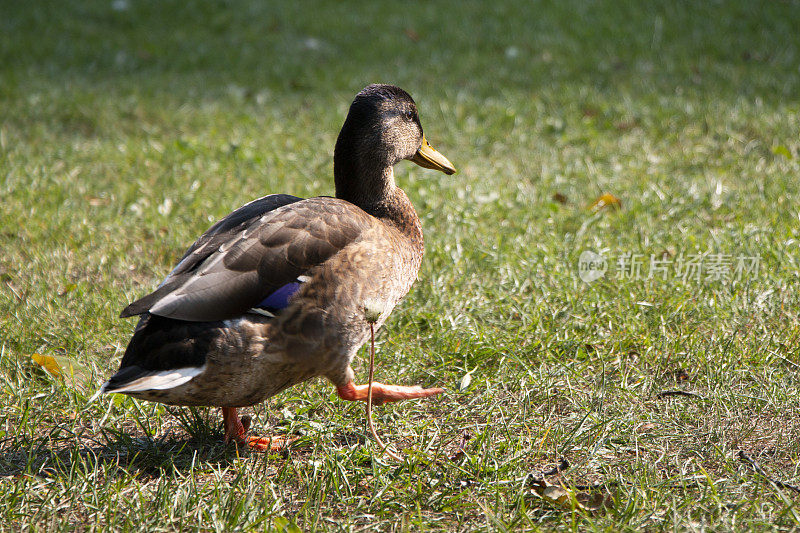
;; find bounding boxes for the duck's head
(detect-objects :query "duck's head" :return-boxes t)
[334,84,455,205]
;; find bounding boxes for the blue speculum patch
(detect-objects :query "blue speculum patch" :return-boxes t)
[257,282,301,310]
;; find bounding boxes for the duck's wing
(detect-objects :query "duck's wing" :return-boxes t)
[120,195,372,322]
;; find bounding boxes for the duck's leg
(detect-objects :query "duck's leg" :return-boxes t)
[336,381,444,405]
[221,407,296,452]
[222,407,249,443]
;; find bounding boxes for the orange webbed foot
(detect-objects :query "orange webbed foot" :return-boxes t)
[246,435,298,452]
[336,381,444,405]
[221,407,295,452]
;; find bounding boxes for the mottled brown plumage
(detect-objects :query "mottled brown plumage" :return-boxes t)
[102,84,455,450]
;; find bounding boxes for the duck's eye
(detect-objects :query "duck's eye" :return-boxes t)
[405,109,415,121]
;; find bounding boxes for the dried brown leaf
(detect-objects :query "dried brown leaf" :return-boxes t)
[588,192,622,210]
[404,28,420,42]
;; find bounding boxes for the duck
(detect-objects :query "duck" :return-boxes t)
[101,84,456,451]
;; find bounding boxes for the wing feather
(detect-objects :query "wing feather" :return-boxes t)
[122,196,372,322]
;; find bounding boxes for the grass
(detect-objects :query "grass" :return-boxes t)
[2,0,800,530]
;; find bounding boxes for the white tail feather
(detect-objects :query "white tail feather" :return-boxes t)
[102,365,206,393]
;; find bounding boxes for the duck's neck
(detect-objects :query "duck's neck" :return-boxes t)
[367,184,424,252]
[334,157,423,252]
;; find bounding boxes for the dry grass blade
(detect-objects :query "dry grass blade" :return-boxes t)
[738,451,800,493]
[656,390,706,400]
[366,322,402,461]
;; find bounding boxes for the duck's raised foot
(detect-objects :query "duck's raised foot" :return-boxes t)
[222,407,296,452]
[336,380,444,406]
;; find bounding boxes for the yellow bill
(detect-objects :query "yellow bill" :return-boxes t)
[410,135,456,175]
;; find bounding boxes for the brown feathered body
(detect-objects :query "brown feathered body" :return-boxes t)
[116,194,422,407]
[102,84,453,412]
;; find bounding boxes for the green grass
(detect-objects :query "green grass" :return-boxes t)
[2,0,800,530]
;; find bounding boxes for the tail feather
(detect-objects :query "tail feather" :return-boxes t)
[102,365,206,394]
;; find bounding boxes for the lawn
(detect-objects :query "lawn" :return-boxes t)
[2,0,800,530]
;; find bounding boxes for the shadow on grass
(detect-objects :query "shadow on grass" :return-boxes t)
[0,404,371,479]
[0,421,240,480]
